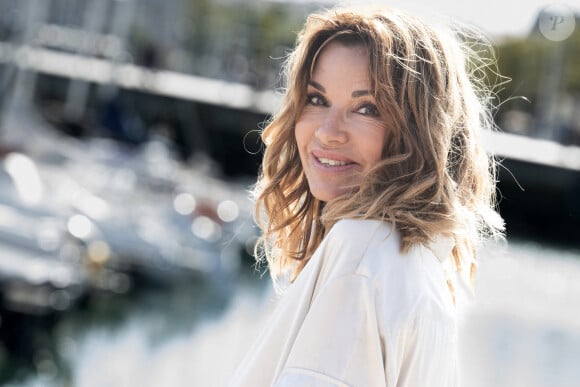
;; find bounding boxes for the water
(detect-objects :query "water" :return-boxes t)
[3,240,580,387]
[458,240,580,387]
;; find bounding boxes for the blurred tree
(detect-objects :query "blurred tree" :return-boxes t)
[494,35,580,108]
[490,16,580,142]
[184,0,315,88]
[187,0,213,69]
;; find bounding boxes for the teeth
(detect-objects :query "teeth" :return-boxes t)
[318,157,348,166]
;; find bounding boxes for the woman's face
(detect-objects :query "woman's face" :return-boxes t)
[295,41,387,202]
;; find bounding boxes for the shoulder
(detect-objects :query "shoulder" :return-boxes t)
[322,218,398,269]
[316,219,395,279]
[322,218,455,325]
[323,218,430,279]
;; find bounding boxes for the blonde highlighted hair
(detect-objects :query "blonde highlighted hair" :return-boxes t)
[253,6,504,299]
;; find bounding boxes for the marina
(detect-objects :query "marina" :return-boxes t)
[0,1,578,386]
[0,74,578,385]
[2,240,580,387]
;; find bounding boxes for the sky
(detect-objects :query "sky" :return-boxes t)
[297,0,580,39]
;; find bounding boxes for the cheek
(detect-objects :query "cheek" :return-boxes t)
[294,120,312,155]
[294,125,304,156]
[367,144,384,168]
[360,126,387,166]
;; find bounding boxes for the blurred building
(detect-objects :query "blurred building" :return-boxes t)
[0,0,328,87]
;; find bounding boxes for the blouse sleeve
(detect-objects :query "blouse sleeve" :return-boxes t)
[273,218,459,387]
[274,274,459,387]
[275,275,387,387]
[380,299,459,387]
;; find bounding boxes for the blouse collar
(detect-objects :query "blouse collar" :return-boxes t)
[428,236,455,264]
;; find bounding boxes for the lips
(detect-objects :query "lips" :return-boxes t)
[311,150,356,169]
[317,157,350,166]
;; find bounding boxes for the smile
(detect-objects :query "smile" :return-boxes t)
[316,157,352,166]
[311,153,357,171]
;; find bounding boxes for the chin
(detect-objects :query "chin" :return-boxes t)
[310,187,344,203]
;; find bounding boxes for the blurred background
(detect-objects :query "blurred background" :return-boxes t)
[0,0,578,386]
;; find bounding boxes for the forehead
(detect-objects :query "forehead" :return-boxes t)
[310,41,371,87]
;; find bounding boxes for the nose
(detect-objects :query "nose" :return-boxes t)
[315,108,347,145]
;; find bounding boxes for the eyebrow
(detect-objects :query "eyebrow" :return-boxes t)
[352,90,371,98]
[308,81,371,98]
[308,81,326,93]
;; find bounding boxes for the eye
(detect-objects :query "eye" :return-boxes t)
[306,93,327,107]
[356,103,380,117]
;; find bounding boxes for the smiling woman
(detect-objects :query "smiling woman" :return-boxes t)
[230,5,505,387]
[295,41,386,202]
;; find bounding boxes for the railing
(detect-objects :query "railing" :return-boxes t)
[2,43,580,172]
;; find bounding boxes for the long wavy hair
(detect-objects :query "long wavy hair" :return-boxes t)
[253,6,504,300]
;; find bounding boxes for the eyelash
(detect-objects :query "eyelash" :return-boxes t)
[306,93,327,107]
[305,92,380,118]
[356,103,380,117]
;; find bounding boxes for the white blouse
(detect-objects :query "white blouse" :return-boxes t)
[229,219,459,387]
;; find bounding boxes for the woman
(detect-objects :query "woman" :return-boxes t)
[230,6,504,387]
